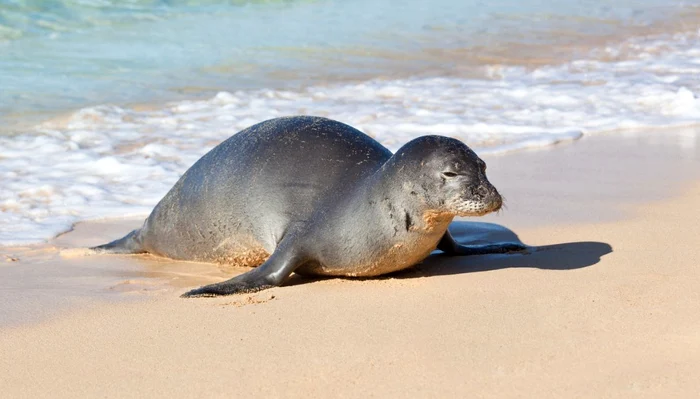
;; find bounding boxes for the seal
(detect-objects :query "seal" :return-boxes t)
[93,116,525,297]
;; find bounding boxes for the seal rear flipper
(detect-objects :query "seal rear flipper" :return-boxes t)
[90,229,146,254]
[181,238,307,298]
[438,230,528,255]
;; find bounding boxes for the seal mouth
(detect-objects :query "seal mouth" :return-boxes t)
[447,196,502,217]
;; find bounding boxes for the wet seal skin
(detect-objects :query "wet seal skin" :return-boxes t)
[92,116,525,297]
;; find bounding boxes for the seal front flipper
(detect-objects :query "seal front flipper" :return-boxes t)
[90,229,146,254]
[437,230,527,256]
[181,238,308,298]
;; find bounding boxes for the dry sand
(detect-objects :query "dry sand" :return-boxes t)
[1,128,700,398]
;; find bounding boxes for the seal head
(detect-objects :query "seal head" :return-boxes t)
[387,135,502,217]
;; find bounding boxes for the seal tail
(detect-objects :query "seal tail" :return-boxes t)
[90,229,146,255]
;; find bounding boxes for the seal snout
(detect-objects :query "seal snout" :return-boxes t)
[487,191,503,213]
[447,182,502,217]
[477,182,503,214]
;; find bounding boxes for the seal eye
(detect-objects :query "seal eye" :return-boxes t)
[442,172,458,178]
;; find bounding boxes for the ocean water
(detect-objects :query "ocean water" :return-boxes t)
[1,0,700,245]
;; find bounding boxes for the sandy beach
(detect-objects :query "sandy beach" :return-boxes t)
[3,0,700,397]
[1,128,699,397]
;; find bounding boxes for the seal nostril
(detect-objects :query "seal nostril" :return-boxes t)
[474,185,489,197]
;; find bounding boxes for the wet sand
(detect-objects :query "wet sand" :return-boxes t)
[1,128,700,397]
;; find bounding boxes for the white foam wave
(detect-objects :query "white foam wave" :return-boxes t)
[2,30,700,245]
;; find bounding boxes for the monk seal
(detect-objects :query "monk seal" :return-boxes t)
[93,116,525,297]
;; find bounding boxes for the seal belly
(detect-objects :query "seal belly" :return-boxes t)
[142,218,271,267]
[207,235,271,267]
[300,211,453,277]
[346,240,438,277]
[301,236,439,277]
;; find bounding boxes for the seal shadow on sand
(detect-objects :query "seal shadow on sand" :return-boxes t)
[284,221,613,286]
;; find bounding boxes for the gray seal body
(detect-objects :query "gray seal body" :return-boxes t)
[93,116,523,297]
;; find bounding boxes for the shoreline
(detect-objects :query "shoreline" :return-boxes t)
[1,128,700,396]
[2,127,699,326]
[3,8,700,246]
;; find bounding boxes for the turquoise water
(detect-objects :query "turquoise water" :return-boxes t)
[0,0,693,125]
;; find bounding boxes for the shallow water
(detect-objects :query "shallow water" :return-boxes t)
[1,0,696,123]
[1,0,700,245]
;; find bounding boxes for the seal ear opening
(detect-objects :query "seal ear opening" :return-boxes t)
[442,171,458,178]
